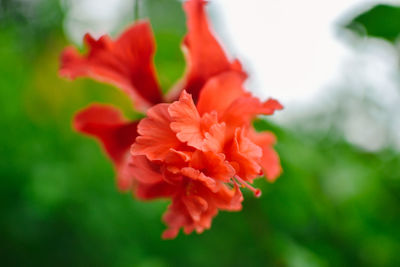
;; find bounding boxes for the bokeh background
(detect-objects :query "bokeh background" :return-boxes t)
[1,0,400,266]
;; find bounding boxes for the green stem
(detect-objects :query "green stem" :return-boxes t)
[134,0,140,21]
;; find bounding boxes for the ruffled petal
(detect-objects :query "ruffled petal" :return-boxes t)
[60,21,162,110]
[132,104,181,161]
[161,179,243,239]
[168,91,202,148]
[192,205,218,234]
[208,182,243,211]
[162,189,217,238]
[73,104,139,190]
[228,128,262,181]
[129,155,164,184]
[248,130,282,182]
[163,149,192,178]
[135,181,176,200]
[169,91,226,152]
[201,120,226,153]
[130,156,176,200]
[167,0,245,102]
[189,150,234,183]
[162,198,192,239]
[182,195,208,222]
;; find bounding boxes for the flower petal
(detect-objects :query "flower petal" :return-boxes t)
[162,149,191,185]
[189,151,234,183]
[249,130,282,182]
[202,120,226,153]
[130,156,176,200]
[196,71,247,116]
[162,198,191,239]
[161,180,242,239]
[164,149,191,170]
[228,128,262,181]
[182,195,208,222]
[210,182,243,211]
[223,96,283,133]
[73,104,139,190]
[60,21,162,110]
[169,91,226,152]
[135,181,176,200]
[168,91,202,148]
[129,155,164,184]
[181,167,218,192]
[166,0,245,102]
[132,104,181,161]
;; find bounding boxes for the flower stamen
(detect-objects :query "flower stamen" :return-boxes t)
[234,176,262,198]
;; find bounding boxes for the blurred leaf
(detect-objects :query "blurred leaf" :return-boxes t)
[345,4,400,43]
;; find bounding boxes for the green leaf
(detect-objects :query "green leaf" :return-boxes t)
[345,4,400,43]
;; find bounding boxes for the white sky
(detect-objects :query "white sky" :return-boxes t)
[210,0,399,102]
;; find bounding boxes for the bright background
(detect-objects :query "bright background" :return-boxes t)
[1,0,400,266]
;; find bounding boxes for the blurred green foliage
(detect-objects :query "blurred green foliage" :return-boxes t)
[345,4,400,43]
[1,1,400,266]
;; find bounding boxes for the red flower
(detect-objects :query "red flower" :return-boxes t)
[60,0,283,238]
[60,0,245,191]
[131,72,282,238]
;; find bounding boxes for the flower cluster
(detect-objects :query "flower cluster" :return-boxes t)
[60,0,283,238]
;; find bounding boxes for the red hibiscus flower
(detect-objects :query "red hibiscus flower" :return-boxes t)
[60,0,283,238]
[132,72,282,238]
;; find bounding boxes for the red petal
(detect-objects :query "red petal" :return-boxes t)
[167,0,245,102]
[228,128,262,181]
[189,150,235,183]
[223,96,283,133]
[182,195,208,222]
[169,91,202,148]
[181,168,218,192]
[169,91,226,152]
[249,130,282,182]
[162,228,180,239]
[162,198,192,239]
[197,71,247,116]
[60,21,162,110]
[161,180,243,239]
[260,147,281,182]
[135,181,176,200]
[131,104,181,161]
[130,155,164,184]
[201,117,226,153]
[164,149,192,176]
[73,104,139,190]
[210,183,243,211]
